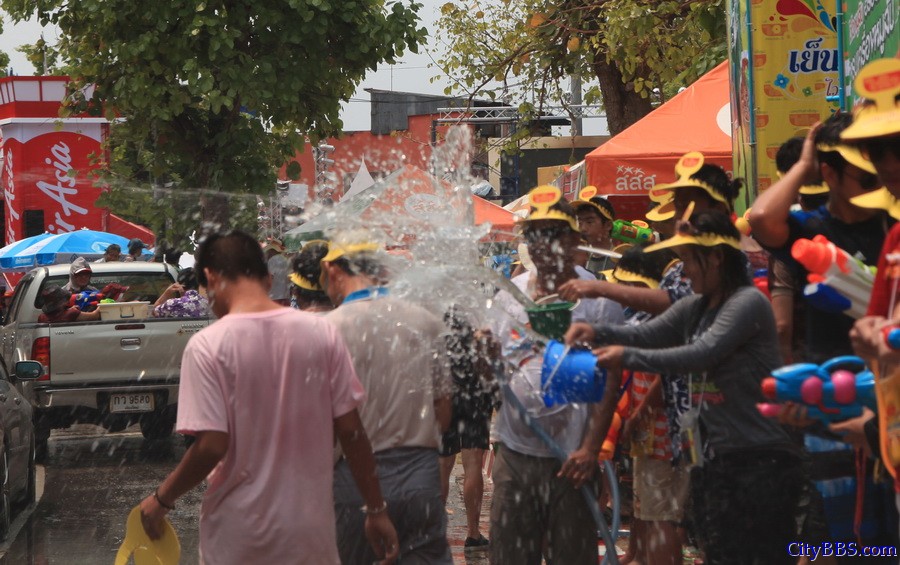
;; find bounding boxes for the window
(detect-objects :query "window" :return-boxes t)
[34,271,175,310]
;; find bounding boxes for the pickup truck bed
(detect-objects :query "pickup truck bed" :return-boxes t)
[0,262,209,452]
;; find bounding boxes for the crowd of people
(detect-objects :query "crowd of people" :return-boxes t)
[119,57,900,565]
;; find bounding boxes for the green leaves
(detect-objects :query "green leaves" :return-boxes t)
[1,0,427,208]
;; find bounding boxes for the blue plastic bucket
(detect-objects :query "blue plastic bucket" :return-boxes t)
[541,340,607,407]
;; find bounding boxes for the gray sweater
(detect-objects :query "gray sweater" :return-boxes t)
[593,286,797,458]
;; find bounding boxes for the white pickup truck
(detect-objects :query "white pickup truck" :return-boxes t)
[0,262,209,456]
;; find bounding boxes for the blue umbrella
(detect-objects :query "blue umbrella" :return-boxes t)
[0,230,153,271]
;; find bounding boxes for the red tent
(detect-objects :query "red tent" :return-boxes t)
[584,62,732,220]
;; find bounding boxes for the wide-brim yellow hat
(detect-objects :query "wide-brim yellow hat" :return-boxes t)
[649,152,728,205]
[798,183,830,195]
[645,232,741,253]
[571,186,615,222]
[600,269,618,283]
[817,143,877,174]
[114,505,180,565]
[611,267,660,289]
[521,185,579,232]
[850,187,900,220]
[646,199,676,222]
[321,242,380,263]
[841,58,900,141]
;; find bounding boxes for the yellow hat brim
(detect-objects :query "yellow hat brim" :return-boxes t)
[650,180,728,204]
[115,506,180,565]
[798,183,830,195]
[600,269,618,283]
[842,106,900,141]
[819,144,877,174]
[571,200,614,222]
[850,187,900,220]
[521,210,580,232]
[612,268,659,289]
[321,242,380,263]
[646,201,676,222]
[645,233,741,253]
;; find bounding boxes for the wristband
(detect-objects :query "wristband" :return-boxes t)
[361,501,388,515]
[154,488,175,511]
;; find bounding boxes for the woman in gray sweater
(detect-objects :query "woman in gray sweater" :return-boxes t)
[567,211,806,565]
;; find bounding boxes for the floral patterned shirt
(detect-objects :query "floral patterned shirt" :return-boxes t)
[153,290,208,318]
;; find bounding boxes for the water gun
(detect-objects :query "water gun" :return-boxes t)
[758,355,877,424]
[611,219,656,245]
[753,268,770,298]
[69,291,104,311]
[599,388,631,460]
[791,235,876,319]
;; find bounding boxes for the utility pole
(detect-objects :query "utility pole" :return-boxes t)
[570,74,583,136]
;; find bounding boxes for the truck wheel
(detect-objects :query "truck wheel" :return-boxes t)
[139,412,175,440]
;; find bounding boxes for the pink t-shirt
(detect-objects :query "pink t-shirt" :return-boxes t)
[177,308,365,565]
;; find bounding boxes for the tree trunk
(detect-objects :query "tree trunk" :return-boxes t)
[592,57,653,136]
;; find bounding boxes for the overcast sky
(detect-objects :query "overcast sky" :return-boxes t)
[0,3,604,135]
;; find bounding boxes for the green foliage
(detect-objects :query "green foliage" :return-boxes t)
[434,0,727,131]
[16,37,65,75]
[2,0,427,199]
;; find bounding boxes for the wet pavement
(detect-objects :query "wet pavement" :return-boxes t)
[0,424,202,564]
[0,426,633,564]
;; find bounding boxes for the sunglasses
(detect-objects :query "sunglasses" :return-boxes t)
[523,225,570,243]
[843,169,880,191]
[860,138,900,163]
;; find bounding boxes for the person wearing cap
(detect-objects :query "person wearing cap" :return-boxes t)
[139,230,399,564]
[94,243,122,263]
[62,257,99,294]
[571,186,617,277]
[842,58,900,533]
[601,245,688,565]
[486,185,623,564]
[750,113,889,363]
[126,238,148,262]
[289,240,332,313]
[262,238,291,306]
[566,210,806,564]
[320,240,454,564]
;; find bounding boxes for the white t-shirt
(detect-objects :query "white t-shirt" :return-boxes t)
[490,267,624,457]
[177,308,365,565]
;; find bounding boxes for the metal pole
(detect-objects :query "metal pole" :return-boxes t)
[571,74,583,136]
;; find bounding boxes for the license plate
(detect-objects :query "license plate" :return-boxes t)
[109,393,155,413]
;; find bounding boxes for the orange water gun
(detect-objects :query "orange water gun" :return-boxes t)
[599,388,632,461]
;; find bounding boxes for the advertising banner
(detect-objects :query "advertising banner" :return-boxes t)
[730,0,840,206]
[843,0,899,107]
[2,122,107,244]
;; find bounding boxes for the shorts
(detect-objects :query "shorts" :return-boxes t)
[633,455,690,522]
[439,393,491,457]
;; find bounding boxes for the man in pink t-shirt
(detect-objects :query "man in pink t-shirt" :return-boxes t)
[138,231,399,565]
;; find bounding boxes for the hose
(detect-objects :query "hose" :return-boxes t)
[499,378,621,565]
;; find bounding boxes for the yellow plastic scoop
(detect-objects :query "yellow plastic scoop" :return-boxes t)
[114,505,181,565]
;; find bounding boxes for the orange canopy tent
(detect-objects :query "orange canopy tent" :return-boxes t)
[584,61,732,220]
[284,165,516,247]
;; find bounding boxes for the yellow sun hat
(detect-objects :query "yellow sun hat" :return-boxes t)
[850,187,900,220]
[114,505,180,565]
[610,267,660,289]
[646,197,676,222]
[799,183,830,195]
[648,152,728,204]
[841,58,900,141]
[571,186,615,222]
[321,241,380,263]
[520,185,580,232]
[600,268,618,283]
[816,143,877,174]
[289,272,322,291]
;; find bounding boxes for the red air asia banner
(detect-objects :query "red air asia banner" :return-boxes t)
[2,122,106,244]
